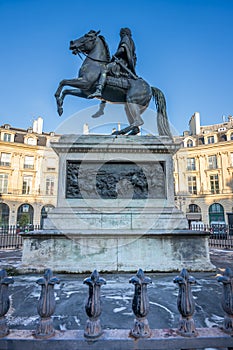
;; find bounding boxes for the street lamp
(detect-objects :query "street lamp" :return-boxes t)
[175,195,186,211]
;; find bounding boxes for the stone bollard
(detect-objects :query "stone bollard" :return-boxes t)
[34,269,60,339]
[0,270,14,338]
[218,267,233,334]
[83,269,106,338]
[173,268,197,337]
[129,268,152,338]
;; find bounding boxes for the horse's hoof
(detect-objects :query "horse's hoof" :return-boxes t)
[127,127,140,135]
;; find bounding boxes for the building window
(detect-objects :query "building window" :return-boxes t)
[230,133,233,140]
[219,134,227,142]
[187,158,196,171]
[46,176,55,195]
[17,204,34,226]
[0,203,9,225]
[187,139,193,148]
[208,155,217,169]
[40,205,55,227]
[3,133,11,142]
[26,137,37,145]
[0,174,8,194]
[210,174,219,194]
[46,158,57,172]
[209,203,224,222]
[207,136,215,144]
[0,153,11,167]
[187,176,197,194]
[198,137,204,145]
[22,175,33,194]
[24,156,34,169]
[188,204,201,213]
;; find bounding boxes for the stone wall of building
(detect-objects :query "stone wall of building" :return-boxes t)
[174,113,233,226]
[0,118,59,226]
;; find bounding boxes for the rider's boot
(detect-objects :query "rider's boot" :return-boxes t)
[88,71,107,99]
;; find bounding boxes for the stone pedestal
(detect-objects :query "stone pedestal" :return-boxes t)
[21,135,214,272]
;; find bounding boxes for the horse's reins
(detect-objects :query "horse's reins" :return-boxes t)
[77,50,109,64]
[77,51,137,79]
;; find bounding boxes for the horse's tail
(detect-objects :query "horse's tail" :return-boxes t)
[151,86,172,138]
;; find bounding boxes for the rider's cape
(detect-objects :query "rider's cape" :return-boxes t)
[115,34,137,76]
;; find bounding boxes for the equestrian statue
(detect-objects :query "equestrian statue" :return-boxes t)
[55,28,172,137]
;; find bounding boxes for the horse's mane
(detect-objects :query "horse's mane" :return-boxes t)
[99,35,111,62]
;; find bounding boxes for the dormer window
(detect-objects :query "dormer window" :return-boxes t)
[207,135,215,144]
[26,137,37,145]
[187,139,193,148]
[3,133,11,142]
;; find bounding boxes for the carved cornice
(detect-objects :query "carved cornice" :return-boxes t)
[62,147,174,154]
[51,135,180,155]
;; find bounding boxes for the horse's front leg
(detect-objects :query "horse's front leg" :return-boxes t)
[55,88,87,116]
[55,77,92,98]
[55,78,91,115]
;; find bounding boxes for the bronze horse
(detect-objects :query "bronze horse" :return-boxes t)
[55,30,172,137]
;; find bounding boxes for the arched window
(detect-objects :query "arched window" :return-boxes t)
[26,137,37,145]
[188,204,201,213]
[17,204,34,227]
[0,203,9,226]
[230,133,233,140]
[187,139,193,148]
[209,203,224,223]
[40,205,54,227]
[186,203,202,224]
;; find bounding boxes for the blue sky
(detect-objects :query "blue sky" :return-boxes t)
[0,0,233,135]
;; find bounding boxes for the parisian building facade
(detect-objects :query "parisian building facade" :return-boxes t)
[0,117,59,227]
[174,112,233,227]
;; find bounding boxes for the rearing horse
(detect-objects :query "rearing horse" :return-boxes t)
[55,30,172,137]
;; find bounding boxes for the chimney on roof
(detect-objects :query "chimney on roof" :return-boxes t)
[33,117,43,134]
[189,112,200,135]
[37,117,43,134]
[33,119,38,133]
[83,123,89,135]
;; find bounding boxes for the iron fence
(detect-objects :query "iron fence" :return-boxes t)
[190,223,233,249]
[209,234,233,249]
[0,225,41,249]
[0,267,232,349]
[1,224,233,249]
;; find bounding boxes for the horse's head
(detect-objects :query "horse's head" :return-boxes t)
[69,30,100,55]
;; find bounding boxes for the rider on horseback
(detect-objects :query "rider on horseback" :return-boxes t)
[88,27,137,99]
